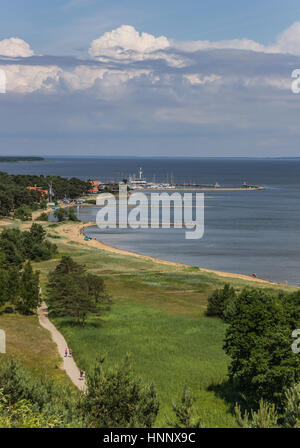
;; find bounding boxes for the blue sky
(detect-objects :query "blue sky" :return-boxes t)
[2,0,300,52]
[0,1,300,156]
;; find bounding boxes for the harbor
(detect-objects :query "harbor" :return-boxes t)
[91,168,265,193]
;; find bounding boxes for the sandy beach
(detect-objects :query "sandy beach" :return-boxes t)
[52,220,275,285]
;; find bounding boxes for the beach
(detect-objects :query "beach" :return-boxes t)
[52,220,276,285]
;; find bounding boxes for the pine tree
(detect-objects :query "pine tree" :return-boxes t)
[18,261,40,315]
[166,386,202,428]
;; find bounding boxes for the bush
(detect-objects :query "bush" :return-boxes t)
[0,389,63,428]
[235,400,278,428]
[284,383,300,428]
[84,357,159,428]
[37,212,49,221]
[14,205,32,221]
[166,386,202,428]
[0,358,83,427]
[206,284,237,321]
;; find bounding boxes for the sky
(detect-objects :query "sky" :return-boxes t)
[1,0,300,156]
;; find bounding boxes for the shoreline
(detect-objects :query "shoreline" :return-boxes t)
[53,220,278,285]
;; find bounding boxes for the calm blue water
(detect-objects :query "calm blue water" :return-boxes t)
[2,157,300,285]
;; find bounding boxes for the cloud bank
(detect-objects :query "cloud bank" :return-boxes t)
[1,23,300,156]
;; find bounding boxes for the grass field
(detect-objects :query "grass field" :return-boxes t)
[0,313,72,386]
[0,219,295,427]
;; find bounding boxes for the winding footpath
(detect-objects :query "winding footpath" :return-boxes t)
[37,301,87,393]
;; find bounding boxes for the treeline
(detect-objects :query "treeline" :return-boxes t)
[0,172,90,217]
[0,224,57,314]
[206,284,300,426]
[0,157,44,163]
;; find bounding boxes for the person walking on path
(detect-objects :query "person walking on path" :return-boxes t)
[69,348,72,357]
[64,347,68,358]
[38,301,86,392]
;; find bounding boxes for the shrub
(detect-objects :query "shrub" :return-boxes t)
[206,284,237,321]
[14,205,32,221]
[37,212,49,221]
[84,357,159,428]
[166,386,202,428]
[235,400,278,428]
[284,383,300,428]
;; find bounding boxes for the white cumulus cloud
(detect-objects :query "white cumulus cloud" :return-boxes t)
[89,25,170,60]
[88,25,186,66]
[0,38,34,57]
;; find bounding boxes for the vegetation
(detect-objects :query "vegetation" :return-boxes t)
[54,207,79,222]
[0,224,57,314]
[0,156,44,163]
[235,400,278,428]
[84,357,159,428]
[224,287,300,411]
[14,205,32,221]
[47,256,109,325]
[166,386,202,428]
[0,357,160,428]
[0,389,63,428]
[0,213,299,427]
[206,283,237,321]
[0,359,82,427]
[284,383,300,428]
[0,171,89,217]
[37,212,49,222]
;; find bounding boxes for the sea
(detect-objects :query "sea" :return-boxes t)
[2,156,300,285]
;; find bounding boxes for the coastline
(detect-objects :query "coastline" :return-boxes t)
[53,220,277,285]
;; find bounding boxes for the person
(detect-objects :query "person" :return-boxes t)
[69,348,72,357]
[252,272,257,278]
[79,369,83,380]
[64,348,68,357]
[82,370,86,380]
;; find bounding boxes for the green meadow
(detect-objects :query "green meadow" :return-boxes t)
[1,220,295,427]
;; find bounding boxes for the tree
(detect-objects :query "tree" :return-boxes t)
[18,261,40,315]
[166,386,202,428]
[67,208,79,222]
[37,212,48,221]
[14,205,32,221]
[0,228,25,268]
[206,283,237,321]
[0,269,9,308]
[284,383,300,428]
[40,199,48,210]
[235,400,278,428]
[50,256,85,277]
[224,287,300,410]
[22,224,57,261]
[47,257,108,325]
[54,208,66,222]
[84,357,159,428]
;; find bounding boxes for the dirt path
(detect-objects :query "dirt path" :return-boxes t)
[37,301,87,392]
